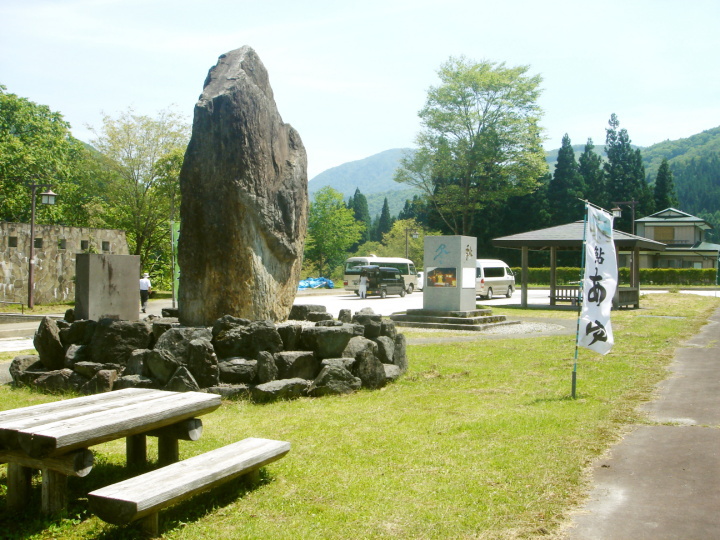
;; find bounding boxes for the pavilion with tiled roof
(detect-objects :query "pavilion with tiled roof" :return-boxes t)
[492,221,666,308]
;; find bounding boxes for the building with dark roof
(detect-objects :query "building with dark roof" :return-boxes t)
[635,208,720,269]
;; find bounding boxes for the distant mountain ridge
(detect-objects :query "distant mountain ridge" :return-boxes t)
[309,127,720,218]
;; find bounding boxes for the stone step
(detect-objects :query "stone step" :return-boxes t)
[393,320,522,332]
[403,308,493,318]
[390,314,507,325]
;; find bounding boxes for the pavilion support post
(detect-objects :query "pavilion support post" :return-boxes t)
[550,246,557,306]
[521,246,529,308]
[633,246,641,308]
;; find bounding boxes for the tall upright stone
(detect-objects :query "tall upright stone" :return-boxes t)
[178,46,308,326]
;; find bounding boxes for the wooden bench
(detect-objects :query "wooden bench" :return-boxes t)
[551,286,581,305]
[88,437,290,536]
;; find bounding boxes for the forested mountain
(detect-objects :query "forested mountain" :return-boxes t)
[310,127,720,223]
[641,127,720,216]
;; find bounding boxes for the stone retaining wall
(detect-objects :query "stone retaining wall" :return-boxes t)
[9,304,407,402]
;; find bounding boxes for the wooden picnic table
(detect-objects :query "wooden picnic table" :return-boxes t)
[0,388,221,514]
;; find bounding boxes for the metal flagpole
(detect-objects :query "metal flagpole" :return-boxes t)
[572,202,590,399]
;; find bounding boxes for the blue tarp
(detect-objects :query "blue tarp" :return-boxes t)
[298,277,335,289]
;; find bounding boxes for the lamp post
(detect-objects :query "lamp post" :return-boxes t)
[611,200,637,235]
[28,183,57,309]
[405,228,419,260]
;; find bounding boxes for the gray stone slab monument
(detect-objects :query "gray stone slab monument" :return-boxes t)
[423,235,477,311]
[178,46,308,326]
[75,253,140,321]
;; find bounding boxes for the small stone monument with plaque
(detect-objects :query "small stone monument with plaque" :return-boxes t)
[391,235,517,331]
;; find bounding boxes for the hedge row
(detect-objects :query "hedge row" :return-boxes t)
[510,267,718,286]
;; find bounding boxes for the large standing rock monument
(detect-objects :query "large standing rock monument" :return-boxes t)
[178,46,308,326]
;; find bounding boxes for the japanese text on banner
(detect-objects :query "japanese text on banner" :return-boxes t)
[577,206,617,355]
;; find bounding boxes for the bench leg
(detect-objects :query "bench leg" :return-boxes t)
[158,436,179,466]
[243,468,261,487]
[127,434,147,468]
[6,463,33,511]
[41,468,68,514]
[139,512,159,537]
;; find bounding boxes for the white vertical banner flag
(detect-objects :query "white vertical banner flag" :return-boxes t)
[577,205,618,355]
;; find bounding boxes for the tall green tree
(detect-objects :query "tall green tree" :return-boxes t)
[578,138,606,209]
[653,158,679,210]
[305,187,364,277]
[375,197,393,241]
[0,86,97,226]
[604,114,653,231]
[548,134,585,224]
[349,188,371,244]
[89,108,190,272]
[394,57,547,235]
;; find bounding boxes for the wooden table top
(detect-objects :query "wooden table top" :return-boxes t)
[0,388,221,458]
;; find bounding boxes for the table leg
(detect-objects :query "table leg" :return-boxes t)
[6,463,32,511]
[41,468,68,514]
[127,434,147,467]
[157,436,179,466]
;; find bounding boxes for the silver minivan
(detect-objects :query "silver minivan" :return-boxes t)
[476,259,515,299]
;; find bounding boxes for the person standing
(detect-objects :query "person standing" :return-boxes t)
[139,272,152,313]
[358,270,368,299]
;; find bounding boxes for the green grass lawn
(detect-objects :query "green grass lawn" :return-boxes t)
[0,293,717,539]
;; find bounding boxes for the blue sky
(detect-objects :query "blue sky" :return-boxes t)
[2,0,718,179]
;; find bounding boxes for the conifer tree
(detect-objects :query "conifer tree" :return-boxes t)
[579,138,606,209]
[376,198,393,241]
[653,158,679,210]
[603,114,652,231]
[548,134,586,224]
[349,188,371,243]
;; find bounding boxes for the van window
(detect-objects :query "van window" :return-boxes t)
[484,267,505,278]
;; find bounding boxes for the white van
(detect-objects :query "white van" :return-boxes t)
[476,259,515,299]
[343,256,418,294]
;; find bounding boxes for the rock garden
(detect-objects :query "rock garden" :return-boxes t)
[9,304,407,402]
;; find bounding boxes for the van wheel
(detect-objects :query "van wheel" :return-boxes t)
[381,289,387,299]
[486,288,493,300]
[506,286,513,298]
[407,284,414,294]
[400,289,406,297]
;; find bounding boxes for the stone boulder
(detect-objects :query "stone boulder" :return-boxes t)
[213,320,283,359]
[218,358,257,385]
[352,310,382,339]
[9,355,45,387]
[178,45,308,326]
[164,366,200,392]
[256,351,278,384]
[351,349,387,390]
[374,336,395,365]
[144,349,181,386]
[274,351,319,380]
[81,369,118,394]
[115,375,155,390]
[186,338,219,388]
[307,365,361,397]
[154,327,213,363]
[392,334,408,374]
[289,304,326,321]
[300,324,356,359]
[34,317,65,370]
[59,319,97,349]
[276,324,303,350]
[89,319,153,366]
[34,369,88,394]
[251,378,310,403]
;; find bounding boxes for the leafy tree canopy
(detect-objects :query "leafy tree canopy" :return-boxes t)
[88,108,190,273]
[305,186,364,277]
[0,85,93,225]
[394,57,547,235]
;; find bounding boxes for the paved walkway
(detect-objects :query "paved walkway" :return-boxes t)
[565,307,720,539]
